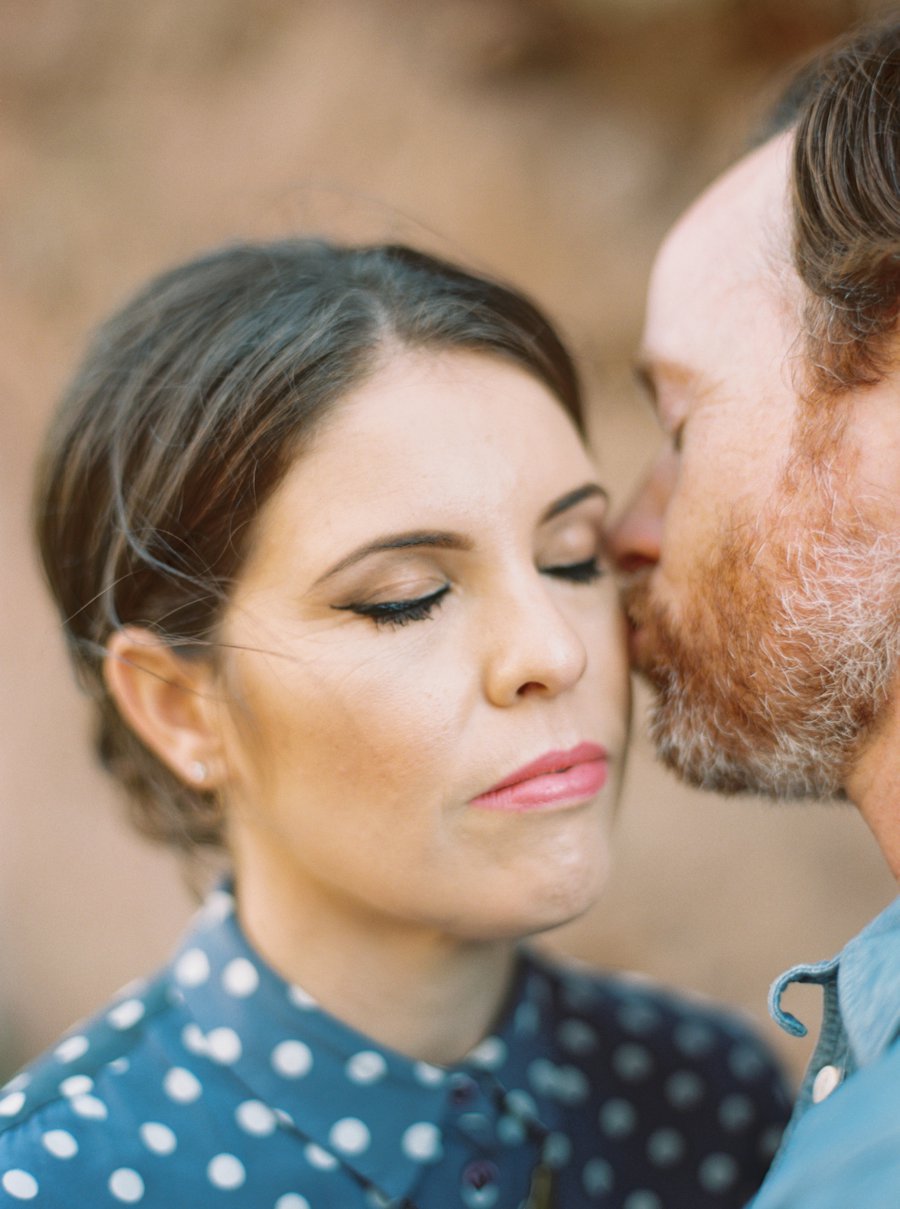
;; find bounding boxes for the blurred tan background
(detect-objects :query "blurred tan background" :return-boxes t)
[1,0,896,1086]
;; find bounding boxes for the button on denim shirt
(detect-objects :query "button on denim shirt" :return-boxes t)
[749,894,900,1209]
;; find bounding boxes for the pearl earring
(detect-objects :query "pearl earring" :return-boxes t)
[188,760,209,785]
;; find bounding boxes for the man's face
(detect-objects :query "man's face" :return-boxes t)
[610,134,900,801]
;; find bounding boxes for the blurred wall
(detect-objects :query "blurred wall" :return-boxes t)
[1,0,896,1084]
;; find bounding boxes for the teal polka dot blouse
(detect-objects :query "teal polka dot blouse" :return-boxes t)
[0,886,789,1207]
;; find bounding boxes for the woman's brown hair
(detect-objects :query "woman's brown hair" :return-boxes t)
[34,240,583,852]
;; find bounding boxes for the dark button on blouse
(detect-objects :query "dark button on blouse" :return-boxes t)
[0,884,791,1207]
[462,1156,500,1188]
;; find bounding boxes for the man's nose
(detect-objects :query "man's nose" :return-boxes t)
[607,448,677,573]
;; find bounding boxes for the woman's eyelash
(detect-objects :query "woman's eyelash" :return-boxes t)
[335,559,600,629]
[334,585,450,628]
[541,558,604,584]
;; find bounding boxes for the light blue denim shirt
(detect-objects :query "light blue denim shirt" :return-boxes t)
[748,894,900,1208]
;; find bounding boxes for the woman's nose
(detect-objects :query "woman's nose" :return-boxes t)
[482,582,588,707]
[607,447,676,574]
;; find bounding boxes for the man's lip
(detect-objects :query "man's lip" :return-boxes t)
[474,742,608,797]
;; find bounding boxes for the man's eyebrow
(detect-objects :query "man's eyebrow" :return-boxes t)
[633,356,711,410]
[540,482,608,522]
[313,532,473,587]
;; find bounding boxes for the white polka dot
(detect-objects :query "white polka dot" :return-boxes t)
[140,1122,177,1155]
[497,1114,526,1145]
[599,1097,637,1137]
[42,1129,79,1159]
[71,1094,108,1120]
[1,1170,38,1200]
[366,1191,392,1209]
[561,978,600,1012]
[504,1089,538,1121]
[55,1035,89,1063]
[527,1057,558,1095]
[222,957,259,998]
[402,1121,442,1162]
[208,1153,246,1190]
[543,1132,572,1169]
[673,1019,715,1056]
[558,1019,598,1054]
[462,1184,498,1209]
[206,1026,242,1064]
[729,1043,766,1080]
[346,1050,387,1084]
[275,1197,310,1209]
[305,1143,338,1170]
[287,984,317,1009]
[2,1073,30,1094]
[759,1123,784,1159]
[164,1066,202,1103]
[647,1127,685,1166]
[59,1074,93,1098]
[108,1057,130,1075]
[200,888,235,923]
[611,1043,653,1081]
[0,1091,25,1116]
[467,1036,507,1069]
[623,1193,662,1209]
[619,1000,662,1035]
[583,1157,614,1196]
[174,947,210,987]
[236,1099,277,1137]
[413,1061,445,1086]
[108,999,146,1030]
[698,1152,738,1192]
[458,1112,490,1141]
[555,1065,589,1105]
[181,1023,208,1055]
[527,1058,587,1103]
[665,1069,704,1108]
[719,1092,755,1130]
[109,1168,145,1203]
[272,1040,313,1078]
[329,1117,371,1155]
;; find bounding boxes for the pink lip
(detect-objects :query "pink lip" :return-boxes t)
[471,742,609,813]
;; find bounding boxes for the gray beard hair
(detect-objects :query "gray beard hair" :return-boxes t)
[645,512,900,801]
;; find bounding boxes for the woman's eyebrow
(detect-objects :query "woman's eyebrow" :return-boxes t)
[313,531,473,587]
[540,482,608,523]
[313,484,606,588]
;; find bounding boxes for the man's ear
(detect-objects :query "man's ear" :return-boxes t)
[104,627,224,789]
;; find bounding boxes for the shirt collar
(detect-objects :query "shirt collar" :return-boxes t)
[168,885,558,1202]
[769,894,900,1068]
[838,893,900,1066]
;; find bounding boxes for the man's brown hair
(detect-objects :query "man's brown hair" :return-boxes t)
[771,16,899,393]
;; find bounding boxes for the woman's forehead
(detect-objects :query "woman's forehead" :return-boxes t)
[236,350,596,576]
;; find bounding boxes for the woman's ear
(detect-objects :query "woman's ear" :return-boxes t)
[104,627,224,790]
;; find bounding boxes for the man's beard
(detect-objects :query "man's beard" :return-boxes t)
[623,486,900,800]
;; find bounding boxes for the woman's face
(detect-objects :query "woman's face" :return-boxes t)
[214,350,629,941]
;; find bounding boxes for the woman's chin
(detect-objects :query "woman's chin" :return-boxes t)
[462,854,611,943]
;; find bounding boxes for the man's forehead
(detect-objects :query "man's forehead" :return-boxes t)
[641,134,799,368]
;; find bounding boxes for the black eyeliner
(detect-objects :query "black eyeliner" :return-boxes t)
[332,585,451,627]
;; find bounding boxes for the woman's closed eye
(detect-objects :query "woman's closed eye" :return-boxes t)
[540,556,604,584]
[333,584,451,628]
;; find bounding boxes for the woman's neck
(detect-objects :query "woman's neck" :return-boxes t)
[233,860,519,1067]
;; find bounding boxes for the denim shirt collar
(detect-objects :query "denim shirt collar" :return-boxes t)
[769,894,900,1069]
